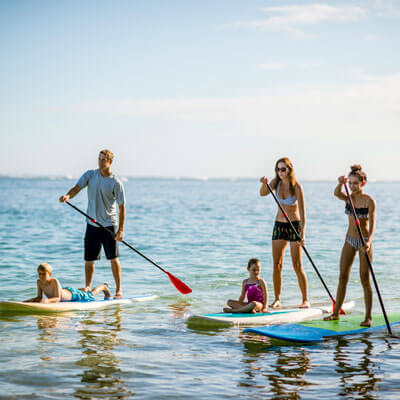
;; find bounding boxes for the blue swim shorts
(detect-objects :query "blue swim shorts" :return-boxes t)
[63,287,95,302]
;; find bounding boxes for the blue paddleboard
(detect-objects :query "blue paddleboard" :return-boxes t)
[244,313,400,343]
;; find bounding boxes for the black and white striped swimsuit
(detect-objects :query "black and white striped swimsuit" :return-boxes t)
[345,203,368,219]
[345,203,369,249]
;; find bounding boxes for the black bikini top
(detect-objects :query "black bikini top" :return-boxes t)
[345,202,368,219]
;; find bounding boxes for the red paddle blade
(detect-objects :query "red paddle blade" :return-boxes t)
[166,271,192,294]
[332,300,346,315]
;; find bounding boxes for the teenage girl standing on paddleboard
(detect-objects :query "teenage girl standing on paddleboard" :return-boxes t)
[259,157,310,309]
[325,165,376,327]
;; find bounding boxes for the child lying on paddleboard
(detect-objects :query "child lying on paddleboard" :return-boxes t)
[24,263,111,303]
[223,258,268,313]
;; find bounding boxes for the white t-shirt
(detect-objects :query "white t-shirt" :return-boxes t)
[77,169,126,227]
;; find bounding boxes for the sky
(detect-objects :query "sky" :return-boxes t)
[1,0,399,180]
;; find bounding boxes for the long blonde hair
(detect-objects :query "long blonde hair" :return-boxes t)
[274,157,296,195]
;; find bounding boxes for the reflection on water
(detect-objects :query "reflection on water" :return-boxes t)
[37,315,60,332]
[268,349,311,399]
[240,332,393,399]
[73,308,133,399]
[36,315,60,363]
[168,301,191,319]
[240,337,312,400]
[334,336,382,399]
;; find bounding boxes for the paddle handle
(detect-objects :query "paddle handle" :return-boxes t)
[343,180,393,336]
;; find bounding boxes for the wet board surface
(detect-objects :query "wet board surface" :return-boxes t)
[187,301,355,327]
[244,312,400,343]
[0,294,157,313]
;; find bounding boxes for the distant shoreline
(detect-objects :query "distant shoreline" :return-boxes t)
[0,175,398,183]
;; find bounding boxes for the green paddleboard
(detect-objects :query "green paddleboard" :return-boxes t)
[244,312,400,343]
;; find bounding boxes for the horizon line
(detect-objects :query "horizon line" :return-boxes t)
[0,174,399,183]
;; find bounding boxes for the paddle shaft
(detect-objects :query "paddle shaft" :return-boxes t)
[264,180,337,305]
[343,181,393,336]
[65,201,168,274]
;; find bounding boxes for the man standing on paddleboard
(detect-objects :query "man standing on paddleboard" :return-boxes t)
[59,149,126,299]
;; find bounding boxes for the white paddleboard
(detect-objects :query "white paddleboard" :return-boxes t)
[0,294,157,313]
[186,301,355,327]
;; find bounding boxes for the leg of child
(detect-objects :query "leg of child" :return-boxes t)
[229,301,263,314]
[91,283,111,299]
[223,299,248,312]
[324,243,356,321]
[360,248,373,327]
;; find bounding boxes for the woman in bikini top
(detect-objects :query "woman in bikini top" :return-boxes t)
[259,157,309,309]
[324,164,376,327]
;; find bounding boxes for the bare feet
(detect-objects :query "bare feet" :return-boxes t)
[360,318,372,327]
[103,283,111,300]
[79,287,91,293]
[324,313,339,321]
[270,300,281,309]
[299,300,310,309]
[114,291,123,299]
[223,307,233,313]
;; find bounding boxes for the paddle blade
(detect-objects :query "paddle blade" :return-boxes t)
[332,300,346,315]
[166,271,192,294]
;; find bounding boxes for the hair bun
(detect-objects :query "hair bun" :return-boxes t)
[350,164,362,172]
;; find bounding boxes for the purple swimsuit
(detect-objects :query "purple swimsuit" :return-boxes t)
[245,281,264,304]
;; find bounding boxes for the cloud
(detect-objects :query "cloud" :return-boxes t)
[231,4,367,35]
[51,72,400,141]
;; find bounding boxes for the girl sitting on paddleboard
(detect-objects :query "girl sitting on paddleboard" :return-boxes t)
[223,258,268,313]
[325,165,376,327]
[259,157,309,309]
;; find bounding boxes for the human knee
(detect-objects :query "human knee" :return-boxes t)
[85,261,95,269]
[292,262,304,273]
[110,258,121,266]
[274,261,284,271]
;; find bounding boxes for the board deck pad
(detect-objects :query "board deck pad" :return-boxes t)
[244,312,400,343]
[0,294,157,313]
[187,301,355,327]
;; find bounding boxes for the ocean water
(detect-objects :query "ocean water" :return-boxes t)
[1,177,400,400]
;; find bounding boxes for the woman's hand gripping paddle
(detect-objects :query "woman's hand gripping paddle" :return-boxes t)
[64,201,192,295]
[262,177,345,314]
[343,179,397,337]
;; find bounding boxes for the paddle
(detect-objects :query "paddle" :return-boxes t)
[64,201,192,295]
[262,177,345,314]
[343,179,395,336]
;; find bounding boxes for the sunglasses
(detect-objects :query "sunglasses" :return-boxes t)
[276,167,287,172]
